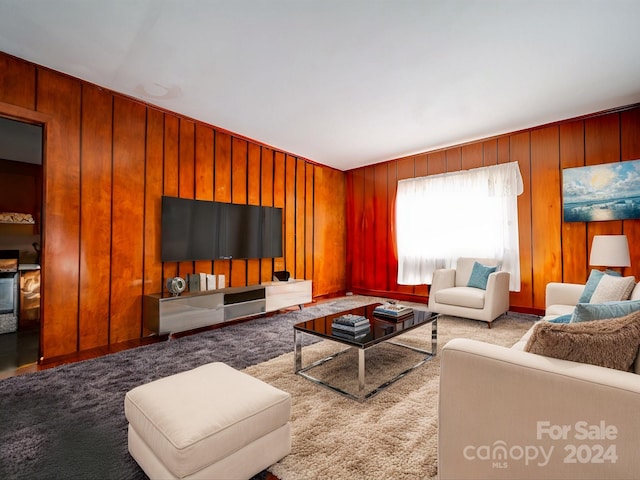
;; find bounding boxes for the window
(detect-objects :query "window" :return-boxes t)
[395,161,523,291]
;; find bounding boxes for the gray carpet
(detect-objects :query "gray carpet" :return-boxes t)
[0,297,369,480]
[0,297,537,479]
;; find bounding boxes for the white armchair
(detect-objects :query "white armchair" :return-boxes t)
[428,257,510,327]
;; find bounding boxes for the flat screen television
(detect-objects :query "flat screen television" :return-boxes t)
[161,196,283,262]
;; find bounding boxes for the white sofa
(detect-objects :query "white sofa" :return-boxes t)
[439,281,640,480]
[428,257,510,327]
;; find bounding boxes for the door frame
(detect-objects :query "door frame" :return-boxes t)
[0,101,51,364]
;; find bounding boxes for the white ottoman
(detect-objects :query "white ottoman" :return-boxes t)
[124,362,291,480]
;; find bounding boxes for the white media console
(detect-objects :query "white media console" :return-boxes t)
[144,279,312,335]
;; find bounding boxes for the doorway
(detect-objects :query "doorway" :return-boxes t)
[0,115,43,373]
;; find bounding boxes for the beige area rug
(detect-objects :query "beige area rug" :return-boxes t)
[243,313,536,480]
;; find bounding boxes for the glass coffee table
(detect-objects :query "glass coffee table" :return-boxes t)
[294,302,438,401]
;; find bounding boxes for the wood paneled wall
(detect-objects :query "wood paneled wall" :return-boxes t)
[0,52,346,360]
[347,105,640,313]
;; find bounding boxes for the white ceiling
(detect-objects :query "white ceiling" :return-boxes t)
[1,0,639,171]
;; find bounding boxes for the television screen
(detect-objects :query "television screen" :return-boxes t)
[161,197,194,262]
[223,203,262,259]
[262,206,283,258]
[161,196,283,262]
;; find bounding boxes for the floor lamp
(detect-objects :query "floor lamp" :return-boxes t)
[589,235,631,270]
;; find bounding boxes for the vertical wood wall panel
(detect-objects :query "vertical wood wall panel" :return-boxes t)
[247,143,261,206]
[247,143,261,285]
[446,148,461,171]
[386,161,399,293]
[313,166,346,296]
[483,139,498,165]
[414,153,428,177]
[497,137,510,164]
[347,169,364,292]
[78,85,112,350]
[177,119,195,279]
[461,143,483,170]
[231,137,248,287]
[362,166,375,290]
[260,148,275,282]
[530,126,561,310]
[214,132,232,202]
[231,137,248,204]
[295,159,306,279]
[193,124,214,277]
[162,115,179,293]
[559,121,587,283]
[427,151,446,175]
[273,152,285,273]
[305,164,314,287]
[284,155,296,276]
[110,97,146,343]
[508,132,532,308]
[37,69,82,357]
[373,163,389,291]
[143,108,164,337]
[213,132,231,283]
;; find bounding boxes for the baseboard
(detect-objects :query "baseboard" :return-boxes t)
[350,288,428,305]
[509,305,544,316]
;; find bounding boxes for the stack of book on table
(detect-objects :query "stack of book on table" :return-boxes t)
[331,314,370,340]
[373,302,413,320]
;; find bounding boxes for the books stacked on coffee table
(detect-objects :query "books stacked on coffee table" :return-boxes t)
[373,302,413,321]
[331,314,370,340]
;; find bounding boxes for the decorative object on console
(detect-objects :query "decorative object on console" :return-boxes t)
[273,270,290,281]
[166,276,186,297]
[187,273,200,292]
[589,234,631,269]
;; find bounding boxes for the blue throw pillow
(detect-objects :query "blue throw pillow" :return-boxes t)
[578,269,621,303]
[467,262,497,290]
[548,314,572,324]
[570,300,640,323]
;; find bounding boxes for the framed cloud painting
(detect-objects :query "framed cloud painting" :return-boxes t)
[563,159,640,222]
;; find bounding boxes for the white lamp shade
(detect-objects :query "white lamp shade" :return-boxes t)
[589,235,631,267]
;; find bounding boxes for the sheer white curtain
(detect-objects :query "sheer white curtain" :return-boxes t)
[396,161,523,291]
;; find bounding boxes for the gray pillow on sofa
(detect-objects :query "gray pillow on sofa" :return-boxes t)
[571,300,640,323]
[525,311,640,372]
